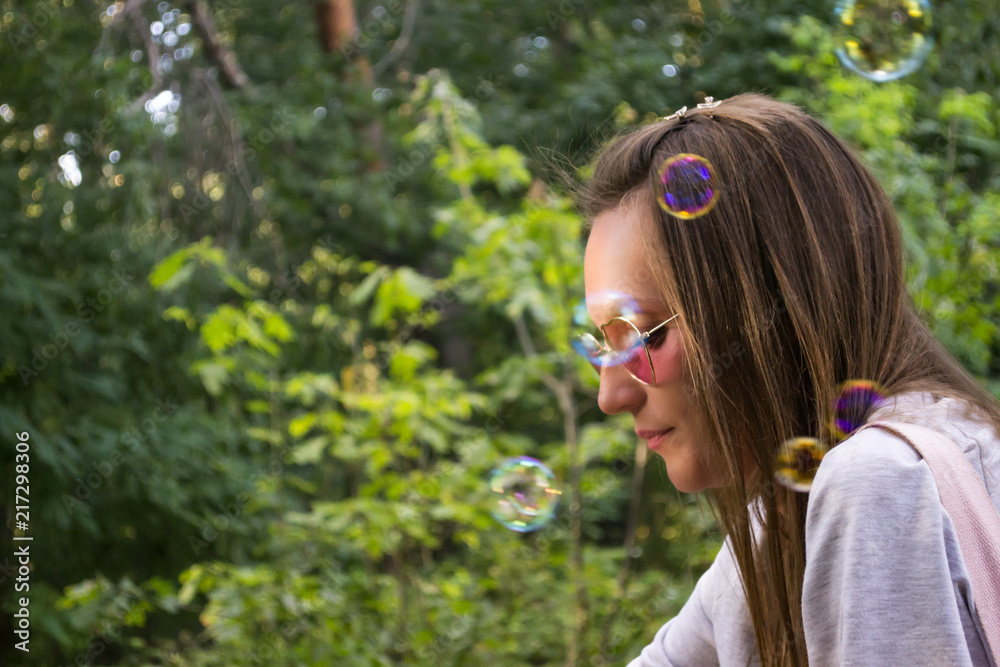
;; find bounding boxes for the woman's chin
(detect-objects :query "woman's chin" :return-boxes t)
[661,453,714,493]
[667,471,703,494]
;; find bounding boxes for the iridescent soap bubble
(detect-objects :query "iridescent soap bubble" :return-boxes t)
[489,456,562,532]
[657,154,719,219]
[774,437,828,492]
[832,379,888,441]
[571,291,643,371]
[834,0,933,82]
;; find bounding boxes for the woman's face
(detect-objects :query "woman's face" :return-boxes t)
[583,203,726,493]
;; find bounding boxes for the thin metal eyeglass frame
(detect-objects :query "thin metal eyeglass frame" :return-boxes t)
[576,313,680,386]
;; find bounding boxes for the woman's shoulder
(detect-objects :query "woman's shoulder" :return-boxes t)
[810,390,1000,515]
[801,392,1000,667]
[808,425,931,514]
[816,424,922,480]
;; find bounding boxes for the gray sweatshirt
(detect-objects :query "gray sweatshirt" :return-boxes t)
[628,391,1000,666]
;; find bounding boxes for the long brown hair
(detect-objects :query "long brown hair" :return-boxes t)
[579,93,1000,665]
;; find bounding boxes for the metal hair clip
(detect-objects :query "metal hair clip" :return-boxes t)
[661,105,687,122]
[662,96,722,122]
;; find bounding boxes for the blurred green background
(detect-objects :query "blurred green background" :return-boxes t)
[1,0,998,664]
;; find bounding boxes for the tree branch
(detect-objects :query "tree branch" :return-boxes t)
[512,312,562,396]
[119,0,164,115]
[599,442,648,652]
[372,0,420,77]
[199,70,263,218]
[190,0,249,89]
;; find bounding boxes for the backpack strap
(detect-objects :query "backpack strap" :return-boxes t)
[857,420,1000,661]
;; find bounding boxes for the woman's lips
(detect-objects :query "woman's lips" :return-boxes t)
[636,428,675,450]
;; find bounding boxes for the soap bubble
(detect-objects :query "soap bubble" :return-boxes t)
[489,456,561,532]
[657,154,719,219]
[832,379,888,441]
[774,437,828,492]
[571,292,645,372]
[834,0,933,82]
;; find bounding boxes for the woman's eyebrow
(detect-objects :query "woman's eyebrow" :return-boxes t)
[585,292,667,323]
[594,304,666,324]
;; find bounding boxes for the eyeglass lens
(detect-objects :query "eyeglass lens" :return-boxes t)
[573,320,655,385]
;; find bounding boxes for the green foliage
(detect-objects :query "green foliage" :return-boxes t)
[1,0,997,665]
[772,13,1000,378]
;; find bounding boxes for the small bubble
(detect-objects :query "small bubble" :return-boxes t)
[774,437,828,492]
[661,64,679,77]
[533,36,549,48]
[151,21,164,36]
[632,18,647,32]
[669,33,684,47]
[109,150,120,163]
[314,107,327,119]
[832,379,888,441]
[489,456,561,533]
[513,63,530,77]
[656,154,719,219]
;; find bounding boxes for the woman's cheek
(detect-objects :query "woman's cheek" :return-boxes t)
[648,331,685,384]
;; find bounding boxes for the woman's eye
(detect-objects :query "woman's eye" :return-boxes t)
[645,326,669,349]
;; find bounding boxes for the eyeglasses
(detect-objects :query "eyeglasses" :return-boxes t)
[572,313,680,386]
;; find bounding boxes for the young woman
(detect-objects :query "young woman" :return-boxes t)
[576,93,1000,666]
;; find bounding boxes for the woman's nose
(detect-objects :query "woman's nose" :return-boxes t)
[596,363,645,415]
